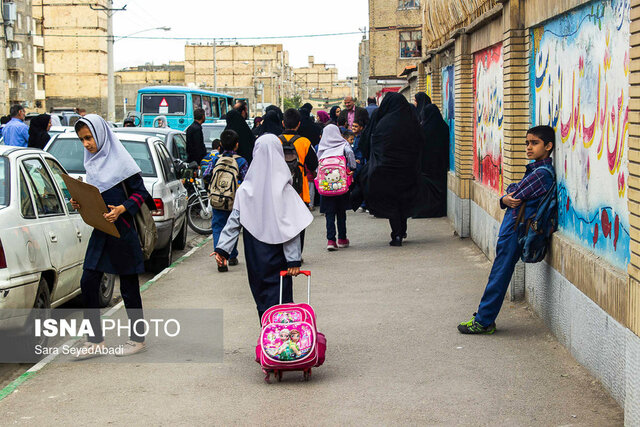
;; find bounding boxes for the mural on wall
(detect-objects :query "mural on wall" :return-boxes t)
[532,0,630,269]
[442,65,455,171]
[473,43,504,193]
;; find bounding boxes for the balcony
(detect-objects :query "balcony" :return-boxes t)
[6,57,23,70]
[9,87,29,102]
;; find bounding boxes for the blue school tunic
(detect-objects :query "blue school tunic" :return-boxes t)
[83,173,154,275]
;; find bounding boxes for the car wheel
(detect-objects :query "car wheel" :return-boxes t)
[19,277,51,362]
[147,237,173,274]
[173,216,188,250]
[98,273,115,308]
[33,276,51,310]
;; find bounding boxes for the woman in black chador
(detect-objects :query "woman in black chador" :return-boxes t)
[413,102,449,218]
[224,109,256,163]
[355,92,422,246]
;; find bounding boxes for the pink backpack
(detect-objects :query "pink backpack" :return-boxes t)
[314,156,352,196]
[256,271,326,383]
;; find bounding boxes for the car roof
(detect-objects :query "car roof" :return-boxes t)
[52,132,159,143]
[113,127,183,135]
[0,145,55,158]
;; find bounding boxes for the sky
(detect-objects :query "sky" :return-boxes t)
[113,0,369,79]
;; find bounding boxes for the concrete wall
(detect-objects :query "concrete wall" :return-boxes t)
[421,0,640,422]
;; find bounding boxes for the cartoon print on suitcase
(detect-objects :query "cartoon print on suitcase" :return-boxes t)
[262,322,314,361]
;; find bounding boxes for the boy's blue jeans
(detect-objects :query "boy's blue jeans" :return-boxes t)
[212,209,238,259]
[475,212,522,327]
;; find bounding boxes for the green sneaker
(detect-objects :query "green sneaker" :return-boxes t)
[457,314,496,334]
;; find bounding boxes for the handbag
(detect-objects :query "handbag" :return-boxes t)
[122,183,158,260]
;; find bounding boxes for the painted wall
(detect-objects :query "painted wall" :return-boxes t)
[532,0,630,269]
[473,43,504,193]
[442,65,455,171]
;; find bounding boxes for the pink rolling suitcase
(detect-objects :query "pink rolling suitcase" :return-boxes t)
[255,270,326,383]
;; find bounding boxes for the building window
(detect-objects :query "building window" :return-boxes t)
[398,0,420,9]
[400,31,422,58]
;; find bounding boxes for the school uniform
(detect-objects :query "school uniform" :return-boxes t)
[77,115,154,344]
[474,157,554,327]
[215,134,313,319]
[317,125,357,241]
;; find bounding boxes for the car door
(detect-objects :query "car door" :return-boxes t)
[21,157,81,302]
[155,143,187,234]
[171,133,189,163]
[44,156,88,298]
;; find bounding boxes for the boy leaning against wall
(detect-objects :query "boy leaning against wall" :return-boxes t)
[458,125,556,334]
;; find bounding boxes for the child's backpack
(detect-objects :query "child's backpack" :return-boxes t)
[315,156,351,196]
[278,135,304,194]
[256,271,326,383]
[208,154,240,211]
[516,165,557,263]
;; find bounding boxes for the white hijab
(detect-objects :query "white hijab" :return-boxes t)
[317,124,351,160]
[233,134,313,244]
[79,114,141,193]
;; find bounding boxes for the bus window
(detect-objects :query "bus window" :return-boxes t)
[220,100,227,116]
[192,94,202,112]
[202,96,212,117]
[142,95,185,115]
[211,97,220,118]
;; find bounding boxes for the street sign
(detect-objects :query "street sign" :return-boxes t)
[159,97,168,107]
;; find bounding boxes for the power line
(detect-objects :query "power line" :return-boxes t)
[13,30,372,41]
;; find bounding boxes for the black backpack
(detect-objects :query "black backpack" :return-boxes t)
[278,134,304,194]
[515,165,558,263]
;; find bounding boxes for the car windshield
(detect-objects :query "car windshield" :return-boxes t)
[0,157,8,208]
[202,125,225,144]
[46,138,157,177]
[116,129,167,140]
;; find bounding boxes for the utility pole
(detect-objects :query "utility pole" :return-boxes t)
[90,1,126,122]
[213,39,217,92]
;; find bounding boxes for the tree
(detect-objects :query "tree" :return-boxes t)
[283,95,302,111]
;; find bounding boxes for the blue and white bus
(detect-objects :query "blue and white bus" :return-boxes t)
[136,86,235,131]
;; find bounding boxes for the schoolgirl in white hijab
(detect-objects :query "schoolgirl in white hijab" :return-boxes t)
[213,134,313,319]
[317,124,357,167]
[72,114,152,358]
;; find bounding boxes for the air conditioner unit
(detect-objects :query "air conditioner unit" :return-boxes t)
[2,2,17,22]
[11,49,23,59]
[5,26,14,41]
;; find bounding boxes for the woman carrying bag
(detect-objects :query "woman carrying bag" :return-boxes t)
[70,114,156,359]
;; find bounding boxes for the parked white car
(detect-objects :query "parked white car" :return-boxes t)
[0,146,116,311]
[45,133,189,272]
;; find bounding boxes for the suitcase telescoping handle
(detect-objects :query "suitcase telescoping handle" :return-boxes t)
[279,270,311,305]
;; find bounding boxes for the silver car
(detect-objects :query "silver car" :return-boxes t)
[0,146,115,311]
[45,133,189,272]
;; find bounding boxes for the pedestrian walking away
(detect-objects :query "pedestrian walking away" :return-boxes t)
[2,104,29,147]
[279,108,319,251]
[458,125,556,334]
[352,92,422,247]
[316,124,357,250]
[413,102,449,218]
[298,104,322,148]
[185,108,207,165]
[256,110,284,137]
[203,129,248,272]
[224,109,256,163]
[70,114,156,358]
[212,134,313,320]
[27,113,52,150]
[365,96,378,118]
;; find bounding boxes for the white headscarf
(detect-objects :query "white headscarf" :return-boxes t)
[317,124,351,160]
[79,114,141,193]
[154,115,169,128]
[233,134,313,244]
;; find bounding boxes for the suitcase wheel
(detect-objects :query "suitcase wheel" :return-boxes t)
[276,370,283,382]
[303,368,311,381]
[263,370,272,384]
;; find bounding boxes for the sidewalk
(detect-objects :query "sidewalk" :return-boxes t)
[0,212,624,425]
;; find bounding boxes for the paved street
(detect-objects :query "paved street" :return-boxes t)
[0,213,624,425]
